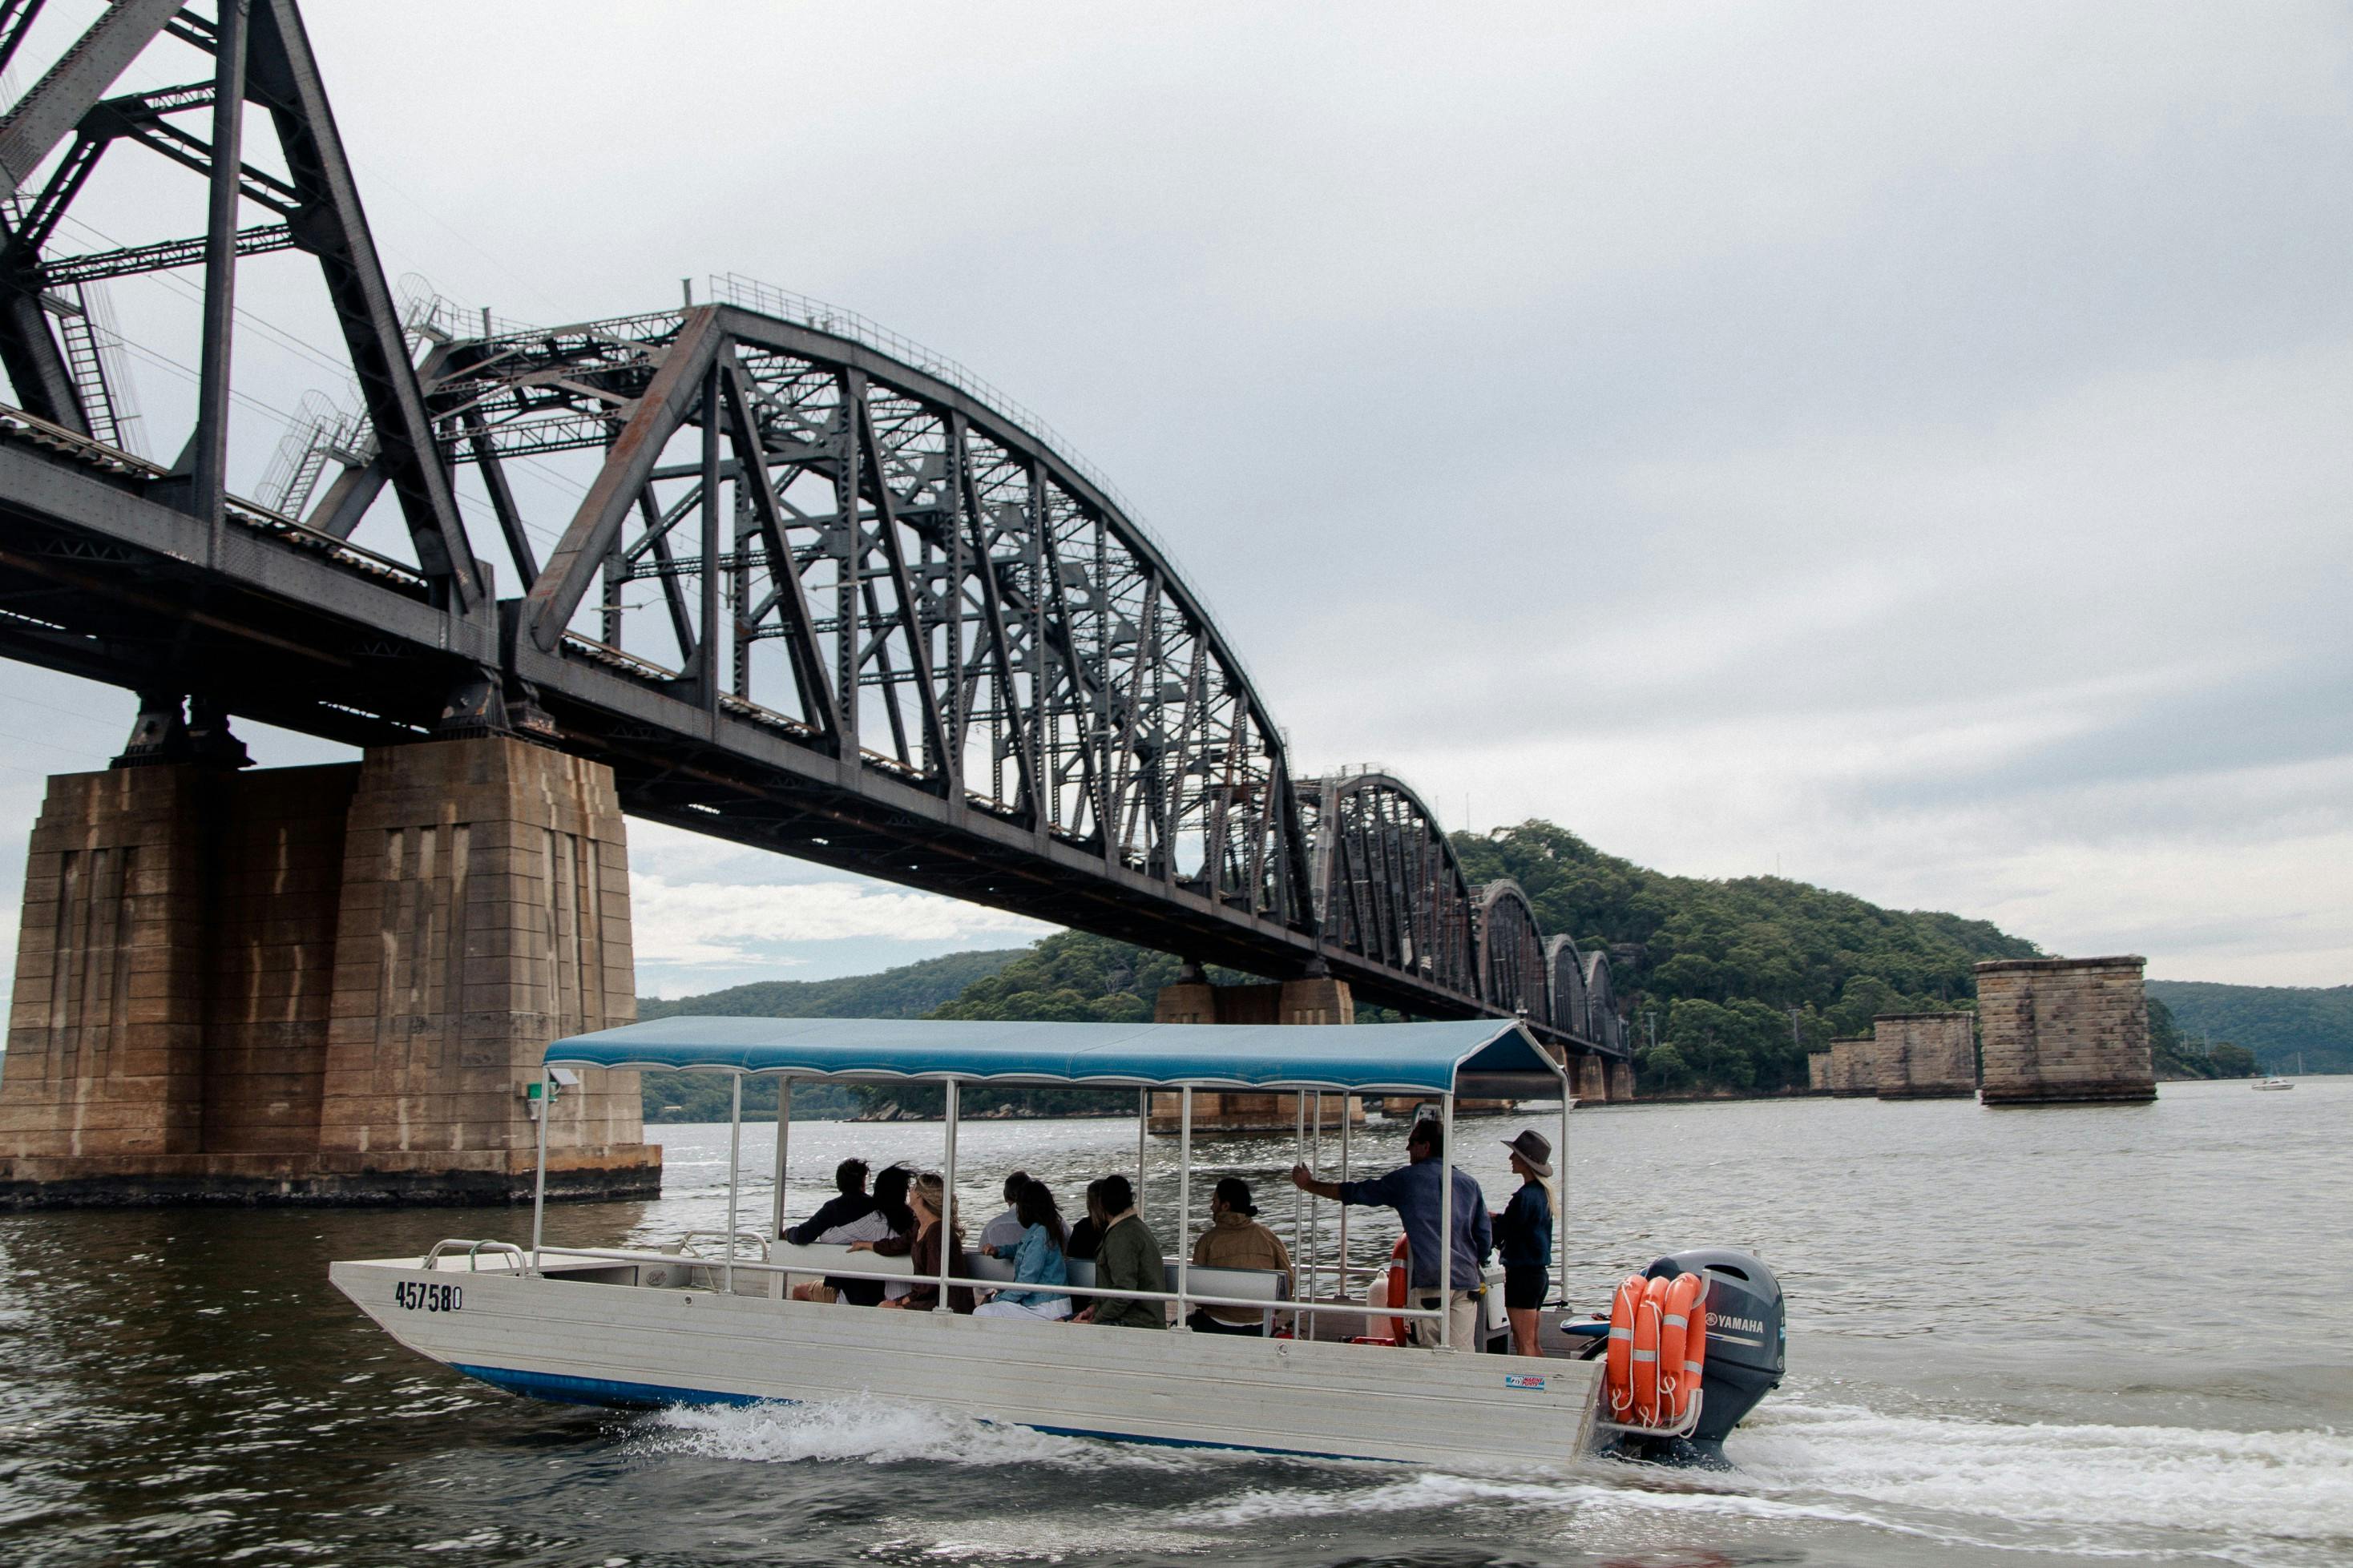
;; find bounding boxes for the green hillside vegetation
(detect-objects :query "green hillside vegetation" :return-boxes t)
[2145,980,2349,1074]
[1451,820,2042,1094]
[630,820,2297,1114]
[636,948,1023,1121]
[2146,997,2259,1080]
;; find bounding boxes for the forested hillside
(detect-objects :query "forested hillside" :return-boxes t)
[2145,981,2350,1074]
[636,948,1023,1120]
[629,819,2081,1110]
[1452,820,2041,1094]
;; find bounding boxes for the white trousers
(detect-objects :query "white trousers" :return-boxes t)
[974,1297,1072,1320]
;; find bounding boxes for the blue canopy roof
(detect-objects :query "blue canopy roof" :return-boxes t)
[545,1016,1564,1095]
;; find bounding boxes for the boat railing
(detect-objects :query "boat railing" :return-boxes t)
[669,1229,770,1260]
[422,1239,529,1272]
[523,1243,1451,1327]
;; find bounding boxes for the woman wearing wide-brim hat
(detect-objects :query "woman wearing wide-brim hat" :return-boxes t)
[1493,1129,1556,1357]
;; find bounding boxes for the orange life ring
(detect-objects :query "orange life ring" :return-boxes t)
[1386,1235,1411,1345]
[1604,1273,1645,1420]
[1666,1272,1706,1423]
[1633,1275,1670,1425]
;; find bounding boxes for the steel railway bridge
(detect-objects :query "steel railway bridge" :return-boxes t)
[0,1,1628,1068]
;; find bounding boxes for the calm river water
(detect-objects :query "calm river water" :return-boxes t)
[0,1077,2347,1566]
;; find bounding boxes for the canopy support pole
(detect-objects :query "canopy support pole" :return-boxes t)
[1439,1090,1455,1351]
[531,1065,549,1276]
[1308,1090,1324,1312]
[1292,1090,1306,1287]
[724,1074,743,1295]
[938,1079,959,1313]
[771,1075,792,1239]
[1174,1086,1193,1331]
[1337,1092,1350,1316]
[1559,1082,1572,1306]
[1136,1086,1148,1222]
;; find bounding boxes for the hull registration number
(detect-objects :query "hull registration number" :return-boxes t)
[394,1280,462,1312]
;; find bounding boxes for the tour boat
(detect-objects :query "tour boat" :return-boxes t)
[331,1018,1779,1465]
[2252,1076,2295,1091]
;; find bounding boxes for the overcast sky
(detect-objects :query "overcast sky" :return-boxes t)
[1,1,2347,1005]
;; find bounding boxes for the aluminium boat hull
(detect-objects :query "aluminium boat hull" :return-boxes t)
[330,1255,1600,1466]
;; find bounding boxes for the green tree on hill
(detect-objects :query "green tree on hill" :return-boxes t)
[1452,820,2041,1094]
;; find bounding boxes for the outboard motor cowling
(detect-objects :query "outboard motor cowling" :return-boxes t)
[1645,1248,1783,1457]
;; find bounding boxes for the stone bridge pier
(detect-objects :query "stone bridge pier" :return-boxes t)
[0,724,660,1205]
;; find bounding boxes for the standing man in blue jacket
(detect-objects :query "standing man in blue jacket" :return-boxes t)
[1290,1115,1491,1349]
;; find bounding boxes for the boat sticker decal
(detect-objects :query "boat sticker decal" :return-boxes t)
[1503,1373,1545,1391]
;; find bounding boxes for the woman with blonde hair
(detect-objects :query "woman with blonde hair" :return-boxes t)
[1493,1130,1556,1356]
[854,1171,974,1314]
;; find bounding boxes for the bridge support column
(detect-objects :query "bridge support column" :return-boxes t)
[1606,1059,1635,1102]
[1975,956,2153,1106]
[1827,1036,1878,1096]
[1573,1055,1608,1103]
[1873,1012,1976,1098]
[314,736,657,1198]
[0,732,659,1204]
[1148,973,1363,1132]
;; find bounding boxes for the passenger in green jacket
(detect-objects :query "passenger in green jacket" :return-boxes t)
[1072,1174,1165,1328]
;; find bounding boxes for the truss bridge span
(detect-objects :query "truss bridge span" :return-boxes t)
[0,1,1627,1065]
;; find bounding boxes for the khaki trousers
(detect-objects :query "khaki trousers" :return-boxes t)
[1408,1289,1482,1351]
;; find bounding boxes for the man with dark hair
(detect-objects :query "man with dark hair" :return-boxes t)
[1291,1116,1490,1349]
[1188,1176,1292,1335]
[1073,1172,1165,1329]
[980,1170,1031,1253]
[784,1157,887,1304]
[782,1158,872,1244]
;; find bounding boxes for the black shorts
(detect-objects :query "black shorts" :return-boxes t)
[1503,1266,1548,1311]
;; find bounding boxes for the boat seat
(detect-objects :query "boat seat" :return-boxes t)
[1173,1263,1290,1331]
[770,1240,914,1276]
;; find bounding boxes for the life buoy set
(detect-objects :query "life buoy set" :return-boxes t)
[1604,1272,1707,1428]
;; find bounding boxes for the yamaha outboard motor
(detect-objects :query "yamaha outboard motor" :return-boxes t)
[1643,1248,1784,1462]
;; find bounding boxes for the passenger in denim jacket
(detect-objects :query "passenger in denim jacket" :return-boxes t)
[972,1177,1072,1321]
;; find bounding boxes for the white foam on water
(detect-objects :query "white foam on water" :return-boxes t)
[1172,1465,1947,1539]
[869,1521,1224,1560]
[1731,1397,2353,1566]
[640,1395,1214,1473]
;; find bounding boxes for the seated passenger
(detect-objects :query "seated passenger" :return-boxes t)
[979,1170,1030,1253]
[1066,1179,1108,1263]
[1071,1174,1164,1329]
[790,1162,914,1306]
[1063,1179,1109,1313]
[1186,1176,1291,1336]
[784,1158,879,1304]
[854,1172,974,1315]
[782,1158,873,1244]
[971,1177,1072,1321]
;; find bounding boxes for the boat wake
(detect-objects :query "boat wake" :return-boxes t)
[1731,1397,2353,1566]
[637,1394,1222,1473]
[636,1392,2353,1566]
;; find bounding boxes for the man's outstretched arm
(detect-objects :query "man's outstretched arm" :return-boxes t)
[1290,1163,1343,1202]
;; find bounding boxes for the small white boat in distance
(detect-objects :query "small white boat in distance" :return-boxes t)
[2252,1076,2295,1090]
[331,1017,1605,1465]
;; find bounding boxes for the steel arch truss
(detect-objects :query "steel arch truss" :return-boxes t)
[430,304,1308,925]
[1475,880,1550,1021]
[1547,934,1589,1040]
[1301,773,1477,1001]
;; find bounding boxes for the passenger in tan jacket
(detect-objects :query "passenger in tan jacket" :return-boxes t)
[1188,1177,1293,1335]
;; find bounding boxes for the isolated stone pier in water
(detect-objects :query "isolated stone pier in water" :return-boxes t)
[1975,956,2157,1106]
